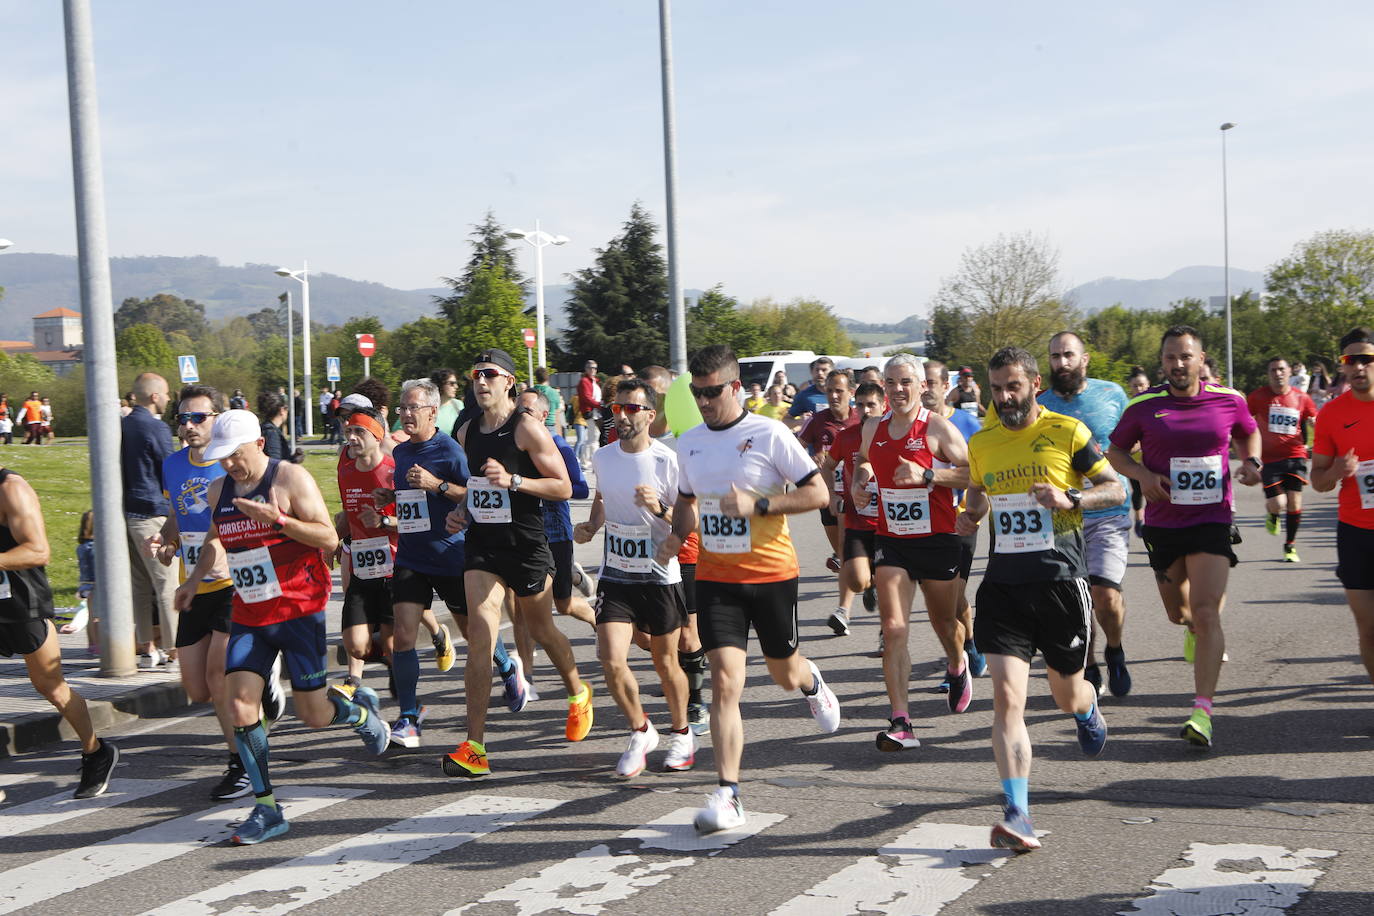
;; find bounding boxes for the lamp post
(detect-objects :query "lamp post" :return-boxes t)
[659,0,687,374]
[280,291,296,453]
[1220,122,1235,385]
[506,222,568,371]
[274,263,311,437]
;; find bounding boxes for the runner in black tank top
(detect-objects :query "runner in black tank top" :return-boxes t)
[464,409,546,548]
[0,467,117,798]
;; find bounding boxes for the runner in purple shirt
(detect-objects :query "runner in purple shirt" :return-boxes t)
[1107,325,1261,750]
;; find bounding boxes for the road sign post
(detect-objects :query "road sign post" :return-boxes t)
[177,354,199,383]
[522,328,536,385]
[356,333,376,379]
[326,356,341,383]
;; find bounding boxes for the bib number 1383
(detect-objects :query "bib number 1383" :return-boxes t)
[698,497,750,553]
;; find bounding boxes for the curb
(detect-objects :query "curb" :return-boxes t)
[0,680,193,758]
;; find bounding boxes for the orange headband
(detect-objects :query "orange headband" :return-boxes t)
[345,413,385,441]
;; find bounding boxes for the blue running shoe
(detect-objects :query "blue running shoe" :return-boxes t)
[967,642,987,678]
[502,654,529,713]
[1104,644,1132,697]
[990,805,1040,852]
[1076,704,1107,757]
[231,802,288,845]
[351,686,390,755]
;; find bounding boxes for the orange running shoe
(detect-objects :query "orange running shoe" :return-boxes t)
[442,740,489,778]
[566,683,594,742]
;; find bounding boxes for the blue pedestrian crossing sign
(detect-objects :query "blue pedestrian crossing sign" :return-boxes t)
[326,356,341,382]
[178,355,199,383]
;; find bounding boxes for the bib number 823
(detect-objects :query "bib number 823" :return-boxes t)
[470,489,505,510]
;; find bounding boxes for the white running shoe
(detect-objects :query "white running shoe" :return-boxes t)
[662,728,697,772]
[693,786,745,833]
[525,680,540,703]
[616,722,660,778]
[572,562,596,598]
[262,654,286,724]
[804,660,841,733]
[139,647,169,670]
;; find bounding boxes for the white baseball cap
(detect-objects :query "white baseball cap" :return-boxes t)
[202,409,264,461]
[339,393,372,411]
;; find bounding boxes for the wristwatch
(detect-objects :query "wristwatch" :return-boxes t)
[922,467,936,487]
[1245,456,1262,470]
[655,501,670,519]
[754,497,771,517]
[1065,488,1083,509]
[438,481,450,496]
[509,474,523,492]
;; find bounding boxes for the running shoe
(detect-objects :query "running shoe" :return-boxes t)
[262,654,286,724]
[1180,708,1213,748]
[443,739,490,778]
[693,786,745,834]
[432,625,455,673]
[1284,545,1301,563]
[1083,664,1103,698]
[967,641,988,678]
[525,680,541,704]
[231,802,288,845]
[825,553,842,573]
[876,716,920,751]
[1183,629,1196,664]
[862,585,878,613]
[663,729,697,771]
[688,702,710,736]
[875,631,885,658]
[1104,645,1132,697]
[1075,704,1108,757]
[211,755,253,800]
[389,714,422,749]
[1133,519,1145,539]
[946,657,972,713]
[804,660,841,733]
[139,648,168,670]
[616,722,660,778]
[73,739,118,799]
[352,686,390,755]
[1266,513,1279,536]
[502,655,529,713]
[572,562,596,598]
[990,804,1041,853]
[327,676,359,702]
[827,608,850,636]
[566,683,594,742]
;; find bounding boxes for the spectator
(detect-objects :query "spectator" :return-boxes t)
[319,386,334,439]
[782,383,798,403]
[1289,362,1309,394]
[257,390,289,460]
[228,388,248,411]
[65,509,100,656]
[0,412,12,445]
[756,384,789,421]
[532,366,564,437]
[40,397,54,443]
[431,368,464,436]
[571,390,594,470]
[578,360,607,448]
[331,389,345,443]
[119,372,177,665]
[293,389,306,439]
[120,391,135,418]
[744,382,765,412]
[20,391,43,444]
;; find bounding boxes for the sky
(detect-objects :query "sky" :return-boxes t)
[3,1,1372,323]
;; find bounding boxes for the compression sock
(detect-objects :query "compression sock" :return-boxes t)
[719,780,739,797]
[392,648,421,718]
[1285,510,1302,546]
[679,649,707,705]
[1193,696,1213,716]
[492,638,515,678]
[1001,777,1029,812]
[234,722,275,809]
[328,692,364,727]
[1073,704,1097,723]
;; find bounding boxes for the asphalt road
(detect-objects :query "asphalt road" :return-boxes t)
[2,465,1372,915]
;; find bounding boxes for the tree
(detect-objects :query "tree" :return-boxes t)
[561,202,670,368]
[1265,229,1374,363]
[435,210,529,311]
[114,293,209,338]
[390,316,454,382]
[686,285,765,356]
[443,264,529,371]
[741,296,853,355]
[116,323,175,370]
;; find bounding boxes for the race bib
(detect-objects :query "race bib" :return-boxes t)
[1170,455,1224,505]
[856,479,879,518]
[605,521,653,573]
[227,546,282,603]
[350,535,393,580]
[879,487,931,535]
[990,493,1053,554]
[180,531,206,575]
[960,401,979,414]
[1268,405,1301,436]
[698,497,750,554]
[466,477,512,524]
[1357,459,1374,510]
[832,465,845,494]
[395,489,432,533]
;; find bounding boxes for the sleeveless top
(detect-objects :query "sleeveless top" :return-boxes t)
[0,469,54,623]
[463,410,545,548]
[213,459,330,625]
[867,408,958,538]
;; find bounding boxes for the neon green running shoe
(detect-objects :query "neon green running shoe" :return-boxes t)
[1265,514,1279,536]
[1284,546,1301,563]
[1183,628,1196,664]
[1181,708,1213,747]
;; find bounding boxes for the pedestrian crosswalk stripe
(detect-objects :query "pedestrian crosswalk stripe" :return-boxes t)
[0,786,364,915]
[769,822,1015,915]
[144,794,564,915]
[457,805,787,915]
[0,778,187,839]
[1121,843,1337,916]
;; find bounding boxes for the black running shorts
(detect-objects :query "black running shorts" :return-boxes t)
[465,541,553,598]
[1337,522,1374,590]
[342,575,394,629]
[681,562,696,614]
[957,530,978,581]
[595,580,688,636]
[0,617,50,658]
[392,565,468,615]
[175,587,233,648]
[842,527,876,563]
[697,578,800,659]
[974,577,1091,675]
[873,533,961,582]
[1141,523,1237,571]
[1262,458,1308,498]
[550,539,574,601]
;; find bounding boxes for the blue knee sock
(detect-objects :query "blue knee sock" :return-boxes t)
[328,692,363,726]
[234,722,274,807]
[1074,704,1096,723]
[393,648,421,718]
[492,637,514,677]
[1001,777,1028,812]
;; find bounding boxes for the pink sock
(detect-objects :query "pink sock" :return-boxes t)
[1193,696,1213,716]
[892,709,908,722]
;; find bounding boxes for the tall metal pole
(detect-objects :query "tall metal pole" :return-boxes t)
[63,0,135,676]
[282,292,296,453]
[300,261,313,438]
[1221,122,1235,385]
[658,0,687,373]
[533,220,547,371]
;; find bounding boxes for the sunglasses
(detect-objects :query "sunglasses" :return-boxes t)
[1340,353,1374,366]
[690,381,734,399]
[471,368,513,380]
[610,402,652,415]
[176,412,217,425]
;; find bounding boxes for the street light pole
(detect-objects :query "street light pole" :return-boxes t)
[274,263,311,437]
[506,223,569,370]
[281,291,296,454]
[1221,122,1235,385]
[659,0,687,374]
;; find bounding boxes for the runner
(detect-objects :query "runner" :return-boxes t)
[1107,325,1261,748]
[799,369,859,574]
[0,465,117,797]
[443,348,594,778]
[1038,331,1134,697]
[1247,357,1318,562]
[1126,367,1152,537]
[657,344,840,833]
[175,409,389,845]
[959,346,1117,852]
[1311,327,1374,686]
[820,380,886,636]
[851,353,973,752]
[785,356,834,430]
[575,377,695,776]
[147,385,276,801]
[947,369,985,417]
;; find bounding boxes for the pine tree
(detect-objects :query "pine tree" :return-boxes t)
[435,211,529,321]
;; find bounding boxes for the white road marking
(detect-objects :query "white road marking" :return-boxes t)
[459,806,787,915]
[0,778,187,839]
[1121,843,1337,916]
[144,793,563,915]
[0,786,364,915]
[769,822,1015,916]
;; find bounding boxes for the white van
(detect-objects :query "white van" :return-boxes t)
[738,351,849,392]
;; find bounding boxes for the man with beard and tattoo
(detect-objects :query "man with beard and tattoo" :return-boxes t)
[1108,326,1261,749]
[1037,332,1134,698]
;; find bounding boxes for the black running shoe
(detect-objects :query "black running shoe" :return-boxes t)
[862,585,877,613]
[74,739,118,799]
[211,755,253,800]
[1083,664,1103,698]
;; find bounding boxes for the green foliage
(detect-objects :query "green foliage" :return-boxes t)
[115,323,176,372]
[687,285,766,356]
[1264,229,1374,369]
[114,293,209,338]
[740,296,854,355]
[443,264,529,370]
[437,210,529,304]
[390,316,455,382]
